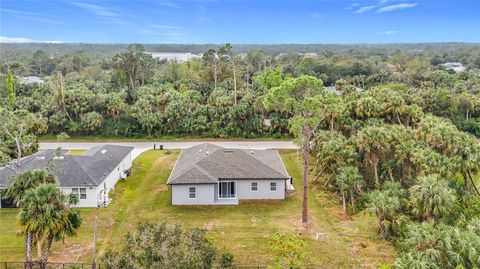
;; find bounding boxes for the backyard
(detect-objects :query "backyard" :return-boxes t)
[0,149,395,268]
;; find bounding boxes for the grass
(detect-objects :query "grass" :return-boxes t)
[0,150,395,267]
[39,135,293,142]
[67,150,87,155]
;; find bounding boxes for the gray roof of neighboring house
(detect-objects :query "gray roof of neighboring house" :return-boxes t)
[324,86,340,95]
[324,86,364,95]
[20,76,44,85]
[0,145,134,188]
[167,143,290,185]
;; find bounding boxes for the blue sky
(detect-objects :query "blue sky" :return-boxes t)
[0,0,479,44]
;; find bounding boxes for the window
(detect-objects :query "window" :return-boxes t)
[219,182,236,199]
[189,187,196,199]
[251,182,258,192]
[80,188,87,199]
[270,182,277,192]
[72,188,79,198]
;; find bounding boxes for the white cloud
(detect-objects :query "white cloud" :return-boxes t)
[141,24,184,37]
[354,5,377,14]
[0,36,34,43]
[344,3,360,10]
[71,2,119,17]
[70,1,128,25]
[0,36,64,43]
[377,30,398,35]
[377,3,418,13]
[44,40,64,44]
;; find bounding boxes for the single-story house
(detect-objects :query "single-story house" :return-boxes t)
[167,143,293,205]
[0,145,133,208]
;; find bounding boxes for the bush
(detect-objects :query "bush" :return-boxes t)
[102,221,228,269]
[80,112,103,133]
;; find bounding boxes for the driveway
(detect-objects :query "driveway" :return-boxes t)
[40,141,299,159]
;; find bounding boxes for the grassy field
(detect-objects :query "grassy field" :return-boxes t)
[0,150,395,267]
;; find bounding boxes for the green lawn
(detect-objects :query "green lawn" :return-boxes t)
[67,149,88,155]
[0,150,395,267]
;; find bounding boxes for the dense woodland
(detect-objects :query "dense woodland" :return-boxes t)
[1,43,480,268]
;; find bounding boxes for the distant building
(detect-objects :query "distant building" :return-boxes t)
[442,62,466,73]
[20,76,44,85]
[147,52,201,62]
[324,86,341,95]
[324,86,364,95]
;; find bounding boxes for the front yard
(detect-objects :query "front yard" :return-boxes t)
[0,149,395,267]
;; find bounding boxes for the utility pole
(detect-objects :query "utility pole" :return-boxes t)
[92,216,98,269]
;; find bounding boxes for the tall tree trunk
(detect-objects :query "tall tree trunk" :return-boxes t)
[232,58,237,105]
[350,190,355,213]
[373,158,380,189]
[213,60,218,89]
[13,136,22,175]
[127,73,134,91]
[388,167,394,181]
[58,72,72,122]
[467,170,480,195]
[41,235,53,267]
[302,139,309,225]
[25,232,32,263]
[313,165,326,182]
[26,232,34,269]
[37,237,42,259]
[342,191,346,213]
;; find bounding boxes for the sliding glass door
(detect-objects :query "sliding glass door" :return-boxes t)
[218,181,236,199]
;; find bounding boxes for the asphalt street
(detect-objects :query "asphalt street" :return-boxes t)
[40,141,299,159]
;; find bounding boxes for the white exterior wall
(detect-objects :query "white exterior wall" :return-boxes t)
[236,179,285,200]
[61,187,99,207]
[171,179,286,205]
[62,152,133,208]
[171,184,216,205]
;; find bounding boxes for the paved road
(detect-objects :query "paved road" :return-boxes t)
[40,141,299,159]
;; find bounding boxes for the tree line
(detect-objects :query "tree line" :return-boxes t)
[1,43,480,267]
[264,75,480,267]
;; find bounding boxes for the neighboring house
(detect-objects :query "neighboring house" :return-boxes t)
[0,145,133,208]
[167,143,293,205]
[147,52,201,62]
[20,76,44,85]
[442,62,466,73]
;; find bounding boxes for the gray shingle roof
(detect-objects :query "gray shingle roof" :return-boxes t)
[0,145,133,188]
[167,143,290,185]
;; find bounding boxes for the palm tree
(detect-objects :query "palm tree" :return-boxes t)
[19,183,82,268]
[355,125,392,189]
[367,183,404,239]
[6,169,57,206]
[336,166,364,213]
[5,169,57,263]
[409,176,456,222]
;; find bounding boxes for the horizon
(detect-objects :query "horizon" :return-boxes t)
[2,42,479,45]
[1,0,479,44]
